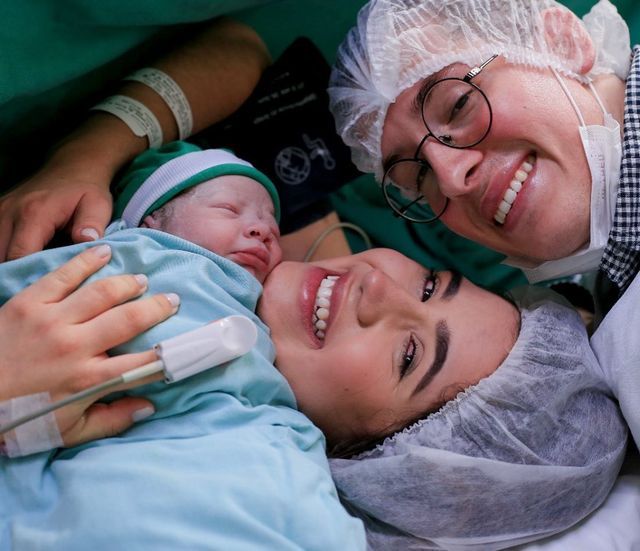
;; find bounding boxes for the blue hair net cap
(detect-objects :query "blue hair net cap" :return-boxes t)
[330,288,627,549]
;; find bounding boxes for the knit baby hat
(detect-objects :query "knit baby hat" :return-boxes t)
[113,141,280,226]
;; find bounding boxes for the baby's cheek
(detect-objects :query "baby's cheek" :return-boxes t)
[271,246,283,270]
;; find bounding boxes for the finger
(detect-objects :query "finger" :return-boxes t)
[45,350,162,405]
[92,349,164,392]
[62,397,155,447]
[83,293,180,351]
[19,245,113,303]
[62,273,148,323]
[70,192,113,244]
[6,212,60,261]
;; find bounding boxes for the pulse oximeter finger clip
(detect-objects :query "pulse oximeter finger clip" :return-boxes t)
[0,315,257,436]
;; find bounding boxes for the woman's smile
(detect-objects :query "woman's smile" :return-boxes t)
[311,275,339,340]
[258,249,520,448]
[490,154,536,225]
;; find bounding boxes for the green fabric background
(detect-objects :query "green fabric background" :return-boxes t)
[1,0,638,290]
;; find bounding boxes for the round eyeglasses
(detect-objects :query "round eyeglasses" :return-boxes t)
[382,54,498,223]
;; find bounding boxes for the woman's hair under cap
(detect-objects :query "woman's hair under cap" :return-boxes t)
[330,287,627,549]
[329,0,630,180]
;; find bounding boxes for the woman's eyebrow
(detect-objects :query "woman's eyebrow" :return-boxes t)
[381,69,448,172]
[442,271,462,301]
[412,73,440,115]
[412,320,449,396]
[382,152,401,174]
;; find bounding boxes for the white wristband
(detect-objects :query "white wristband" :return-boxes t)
[91,95,163,149]
[125,68,193,140]
[0,393,63,457]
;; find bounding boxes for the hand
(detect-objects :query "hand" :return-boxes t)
[0,246,179,447]
[0,162,113,262]
[0,16,271,263]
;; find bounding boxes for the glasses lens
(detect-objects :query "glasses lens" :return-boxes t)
[383,160,447,223]
[422,79,491,147]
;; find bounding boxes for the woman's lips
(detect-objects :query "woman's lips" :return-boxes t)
[299,267,347,347]
[312,275,340,340]
[300,267,330,347]
[482,153,536,228]
[493,154,535,225]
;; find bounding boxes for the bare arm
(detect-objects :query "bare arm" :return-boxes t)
[0,17,271,261]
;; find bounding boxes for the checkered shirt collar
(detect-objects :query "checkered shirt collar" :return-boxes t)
[600,45,640,293]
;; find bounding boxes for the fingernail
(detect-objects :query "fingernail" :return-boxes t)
[92,244,111,258]
[134,274,148,288]
[132,406,155,423]
[165,293,180,309]
[81,228,100,241]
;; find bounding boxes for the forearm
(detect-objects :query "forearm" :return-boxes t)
[46,17,271,190]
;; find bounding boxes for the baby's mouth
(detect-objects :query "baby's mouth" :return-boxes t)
[311,275,339,340]
[493,155,535,225]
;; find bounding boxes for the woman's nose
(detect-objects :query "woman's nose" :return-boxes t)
[423,141,483,199]
[357,269,411,327]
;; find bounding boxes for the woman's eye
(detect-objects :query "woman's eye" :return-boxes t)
[449,91,472,122]
[400,336,417,379]
[422,270,437,302]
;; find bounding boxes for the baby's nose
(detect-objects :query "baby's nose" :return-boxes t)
[247,219,272,240]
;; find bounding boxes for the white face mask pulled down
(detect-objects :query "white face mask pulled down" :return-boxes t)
[505,71,622,283]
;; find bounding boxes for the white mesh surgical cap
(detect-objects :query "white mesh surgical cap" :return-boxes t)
[330,289,627,550]
[329,0,631,179]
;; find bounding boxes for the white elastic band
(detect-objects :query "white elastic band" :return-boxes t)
[551,68,587,127]
[91,95,163,148]
[124,68,193,140]
[0,393,63,457]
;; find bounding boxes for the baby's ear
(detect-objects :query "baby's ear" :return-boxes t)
[140,212,161,229]
[542,6,595,75]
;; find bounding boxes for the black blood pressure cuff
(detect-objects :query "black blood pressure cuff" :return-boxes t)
[190,37,361,234]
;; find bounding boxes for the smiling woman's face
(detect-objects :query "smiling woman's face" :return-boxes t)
[381,57,600,264]
[257,249,520,447]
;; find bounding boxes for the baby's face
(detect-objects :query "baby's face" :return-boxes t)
[144,176,281,283]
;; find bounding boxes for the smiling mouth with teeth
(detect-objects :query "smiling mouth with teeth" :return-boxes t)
[312,275,339,340]
[494,155,535,225]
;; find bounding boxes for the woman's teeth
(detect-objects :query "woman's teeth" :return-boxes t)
[312,275,338,340]
[494,155,535,225]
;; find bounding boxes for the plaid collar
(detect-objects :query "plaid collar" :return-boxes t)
[600,45,640,294]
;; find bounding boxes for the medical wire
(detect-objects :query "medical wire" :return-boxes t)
[303,222,372,262]
[0,360,164,435]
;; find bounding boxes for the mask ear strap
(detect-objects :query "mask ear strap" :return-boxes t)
[587,79,608,115]
[551,67,586,127]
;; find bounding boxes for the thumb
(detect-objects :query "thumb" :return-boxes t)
[70,191,113,244]
[62,398,155,447]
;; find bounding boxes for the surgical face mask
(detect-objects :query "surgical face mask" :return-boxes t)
[505,71,622,283]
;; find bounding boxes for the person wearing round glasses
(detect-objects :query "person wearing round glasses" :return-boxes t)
[330,0,634,319]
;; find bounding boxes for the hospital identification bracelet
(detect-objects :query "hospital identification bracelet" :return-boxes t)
[0,393,63,457]
[125,68,193,140]
[91,95,163,149]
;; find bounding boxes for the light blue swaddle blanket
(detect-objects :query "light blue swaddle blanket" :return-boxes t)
[0,224,366,550]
